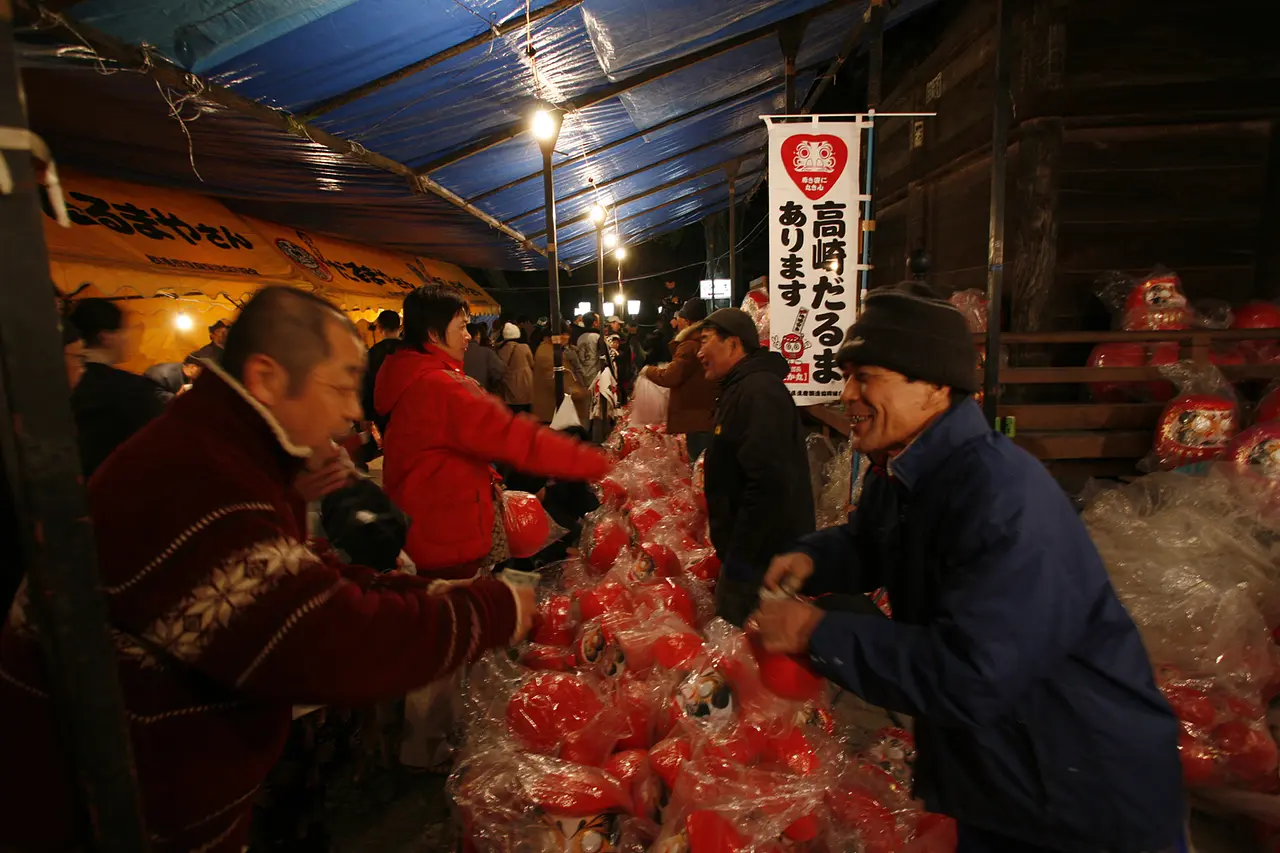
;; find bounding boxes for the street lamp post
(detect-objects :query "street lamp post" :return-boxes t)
[615,246,627,307]
[590,204,607,323]
[533,105,565,405]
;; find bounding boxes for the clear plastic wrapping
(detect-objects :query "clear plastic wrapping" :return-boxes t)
[948,289,988,334]
[1081,469,1280,798]
[502,490,568,559]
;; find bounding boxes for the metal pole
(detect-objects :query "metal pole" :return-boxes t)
[542,145,564,405]
[779,22,805,115]
[858,0,886,310]
[726,160,740,306]
[984,0,1012,423]
[596,228,605,322]
[0,3,149,849]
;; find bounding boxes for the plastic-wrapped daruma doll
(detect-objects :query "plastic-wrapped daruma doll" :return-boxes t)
[1152,394,1238,469]
[525,763,631,853]
[1123,272,1192,331]
[741,278,770,349]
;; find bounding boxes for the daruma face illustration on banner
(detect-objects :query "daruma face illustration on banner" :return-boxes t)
[766,118,868,401]
[782,135,849,200]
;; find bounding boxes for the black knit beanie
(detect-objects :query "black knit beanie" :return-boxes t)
[835,281,980,393]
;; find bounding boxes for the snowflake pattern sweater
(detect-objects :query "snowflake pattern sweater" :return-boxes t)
[0,364,524,853]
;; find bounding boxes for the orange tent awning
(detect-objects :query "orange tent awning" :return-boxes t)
[244,216,502,318]
[43,170,308,301]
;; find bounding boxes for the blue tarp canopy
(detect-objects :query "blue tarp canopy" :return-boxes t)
[17,0,938,270]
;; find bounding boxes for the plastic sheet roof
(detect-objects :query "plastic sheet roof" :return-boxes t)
[18,0,939,271]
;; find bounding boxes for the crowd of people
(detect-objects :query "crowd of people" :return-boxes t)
[0,278,1187,853]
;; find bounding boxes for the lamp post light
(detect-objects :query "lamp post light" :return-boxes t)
[533,104,566,404]
[590,203,608,323]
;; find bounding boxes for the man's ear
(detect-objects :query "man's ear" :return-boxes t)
[239,353,288,407]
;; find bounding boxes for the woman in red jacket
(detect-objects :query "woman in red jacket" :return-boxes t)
[375,285,612,578]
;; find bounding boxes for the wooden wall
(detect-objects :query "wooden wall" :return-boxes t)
[868,0,1280,335]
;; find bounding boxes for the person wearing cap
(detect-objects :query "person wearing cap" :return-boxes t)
[752,282,1183,853]
[187,318,229,364]
[642,297,718,461]
[496,321,535,414]
[698,307,814,627]
[144,354,204,398]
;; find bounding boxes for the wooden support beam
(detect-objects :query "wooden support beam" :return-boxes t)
[1001,364,1280,384]
[502,125,763,225]
[415,0,863,175]
[996,403,1163,432]
[1014,430,1151,461]
[527,154,759,240]
[16,0,560,268]
[301,0,583,120]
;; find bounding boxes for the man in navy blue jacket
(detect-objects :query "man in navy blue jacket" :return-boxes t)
[753,282,1183,853]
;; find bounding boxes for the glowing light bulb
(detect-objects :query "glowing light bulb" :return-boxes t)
[614,293,625,305]
[615,246,628,261]
[589,204,607,225]
[531,109,557,142]
[174,313,194,332]
[603,231,618,249]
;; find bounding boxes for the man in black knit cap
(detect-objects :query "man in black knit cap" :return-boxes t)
[752,282,1183,853]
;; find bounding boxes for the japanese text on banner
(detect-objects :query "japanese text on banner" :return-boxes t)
[765,119,865,401]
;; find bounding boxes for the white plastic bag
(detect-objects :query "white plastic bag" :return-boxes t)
[632,371,671,426]
[550,394,582,431]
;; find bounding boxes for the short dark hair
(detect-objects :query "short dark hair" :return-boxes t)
[221,287,355,396]
[68,298,123,348]
[402,285,468,352]
[375,310,401,333]
[584,312,600,330]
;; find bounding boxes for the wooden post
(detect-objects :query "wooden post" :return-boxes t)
[1008,119,1062,333]
[983,0,1013,422]
[0,3,149,849]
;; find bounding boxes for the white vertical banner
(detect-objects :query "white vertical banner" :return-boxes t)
[765,116,871,402]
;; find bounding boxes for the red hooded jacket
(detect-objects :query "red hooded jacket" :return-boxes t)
[375,345,611,576]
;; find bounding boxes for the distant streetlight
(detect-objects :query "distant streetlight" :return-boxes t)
[532,103,565,404]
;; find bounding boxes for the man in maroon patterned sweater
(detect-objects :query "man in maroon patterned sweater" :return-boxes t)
[0,287,534,853]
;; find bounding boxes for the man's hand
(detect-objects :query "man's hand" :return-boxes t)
[510,584,537,644]
[295,445,356,502]
[764,552,815,593]
[752,598,826,655]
